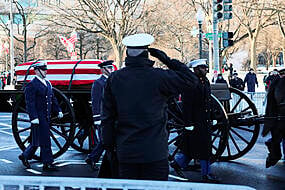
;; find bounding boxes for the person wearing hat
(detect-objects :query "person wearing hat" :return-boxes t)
[85,60,115,170]
[262,68,285,168]
[215,73,228,85]
[18,61,63,171]
[171,59,219,183]
[100,33,198,180]
[229,71,244,91]
[244,68,258,93]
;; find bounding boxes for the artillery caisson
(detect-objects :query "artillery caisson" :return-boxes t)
[10,61,261,166]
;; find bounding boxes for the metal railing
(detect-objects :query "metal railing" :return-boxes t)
[244,92,267,115]
[0,175,256,190]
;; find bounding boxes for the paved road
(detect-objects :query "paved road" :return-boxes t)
[0,113,284,190]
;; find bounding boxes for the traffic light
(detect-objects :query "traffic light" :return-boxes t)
[213,0,223,20]
[222,32,234,47]
[223,0,233,20]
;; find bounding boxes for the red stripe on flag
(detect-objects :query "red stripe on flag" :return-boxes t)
[15,69,102,75]
[17,60,104,66]
[23,80,95,86]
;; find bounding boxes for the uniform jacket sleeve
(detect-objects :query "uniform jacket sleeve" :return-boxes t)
[255,74,258,85]
[24,82,38,121]
[159,59,199,97]
[91,81,103,121]
[101,75,117,148]
[51,89,61,114]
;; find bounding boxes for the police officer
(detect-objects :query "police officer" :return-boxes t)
[18,61,63,171]
[101,33,198,180]
[85,60,115,169]
[262,68,285,168]
[172,59,219,182]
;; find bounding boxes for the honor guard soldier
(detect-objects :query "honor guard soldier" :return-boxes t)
[262,68,285,168]
[172,59,219,183]
[85,60,115,169]
[101,33,198,180]
[18,61,63,171]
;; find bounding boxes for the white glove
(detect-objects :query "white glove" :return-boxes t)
[185,126,194,131]
[94,120,101,125]
[212,120,218,125]
[31,118,39,125]
[58,112,63,119]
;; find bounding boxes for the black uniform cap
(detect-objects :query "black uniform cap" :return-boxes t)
[33,61,48,70]
[98,60,114,68]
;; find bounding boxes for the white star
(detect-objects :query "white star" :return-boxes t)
[7,98,13,106]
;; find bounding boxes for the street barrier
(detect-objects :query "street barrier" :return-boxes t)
[0,175,256,190]
[244,92,267,115]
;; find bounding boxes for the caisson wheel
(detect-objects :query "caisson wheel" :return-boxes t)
[219,87,260,161]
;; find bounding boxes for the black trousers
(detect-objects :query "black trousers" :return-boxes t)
[269,126,285,160]
[119,159,169,180]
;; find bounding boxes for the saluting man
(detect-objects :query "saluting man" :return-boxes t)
[101,33,198,180]
[18,61,63,171]
[85,60,115,169]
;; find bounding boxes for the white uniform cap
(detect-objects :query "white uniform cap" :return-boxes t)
[122,33,154,48]
[188,59,208,68]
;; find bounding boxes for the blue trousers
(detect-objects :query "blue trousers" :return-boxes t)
[23,144,53,164]
[175,152,210,176]
[88,127,104,162]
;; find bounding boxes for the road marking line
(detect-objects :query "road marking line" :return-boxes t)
[0,159,13,164]
[56,162,86,167]
[0,130,13,136]
[0,146,18,151]
[0,122,11,127]
[168,174,189,181]
[26,168,42,175]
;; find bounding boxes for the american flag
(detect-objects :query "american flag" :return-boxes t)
[58,31,78,53]
[68,31,78,44]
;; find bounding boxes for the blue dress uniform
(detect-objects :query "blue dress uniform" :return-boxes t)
[87,75,107,162]
[86,60,114,168]
[22,76,61,165]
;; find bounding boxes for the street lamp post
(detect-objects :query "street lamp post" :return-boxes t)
[196,8,205,59]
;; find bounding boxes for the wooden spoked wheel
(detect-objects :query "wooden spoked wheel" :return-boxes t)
[219,87,260,161]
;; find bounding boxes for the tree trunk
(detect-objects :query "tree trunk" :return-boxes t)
[250,37,257,71]
[111,41,124,69]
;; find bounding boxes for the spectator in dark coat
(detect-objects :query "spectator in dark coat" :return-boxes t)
[229,71,244,91]
[101,33,198,180]
[244,68,258,92]
[215,73,228,85]
[18,61,63,171]
[85,60,115,170]
[265,69,280,91]
[262,68,285,168]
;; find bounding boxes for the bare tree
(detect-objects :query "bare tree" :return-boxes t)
[0,1,49,63]
[49,0,146,68]
[233,0,278,71]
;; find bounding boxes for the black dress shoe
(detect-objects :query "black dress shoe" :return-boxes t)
[266,157,279,168]
[170,160,186,178]
[18,154,30,169]
[43,163,58,171]
[202,174,220,183]
[85,158,98,170]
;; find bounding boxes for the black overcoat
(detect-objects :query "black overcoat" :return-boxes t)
[101,56,198,163]
[180,76,212,160]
